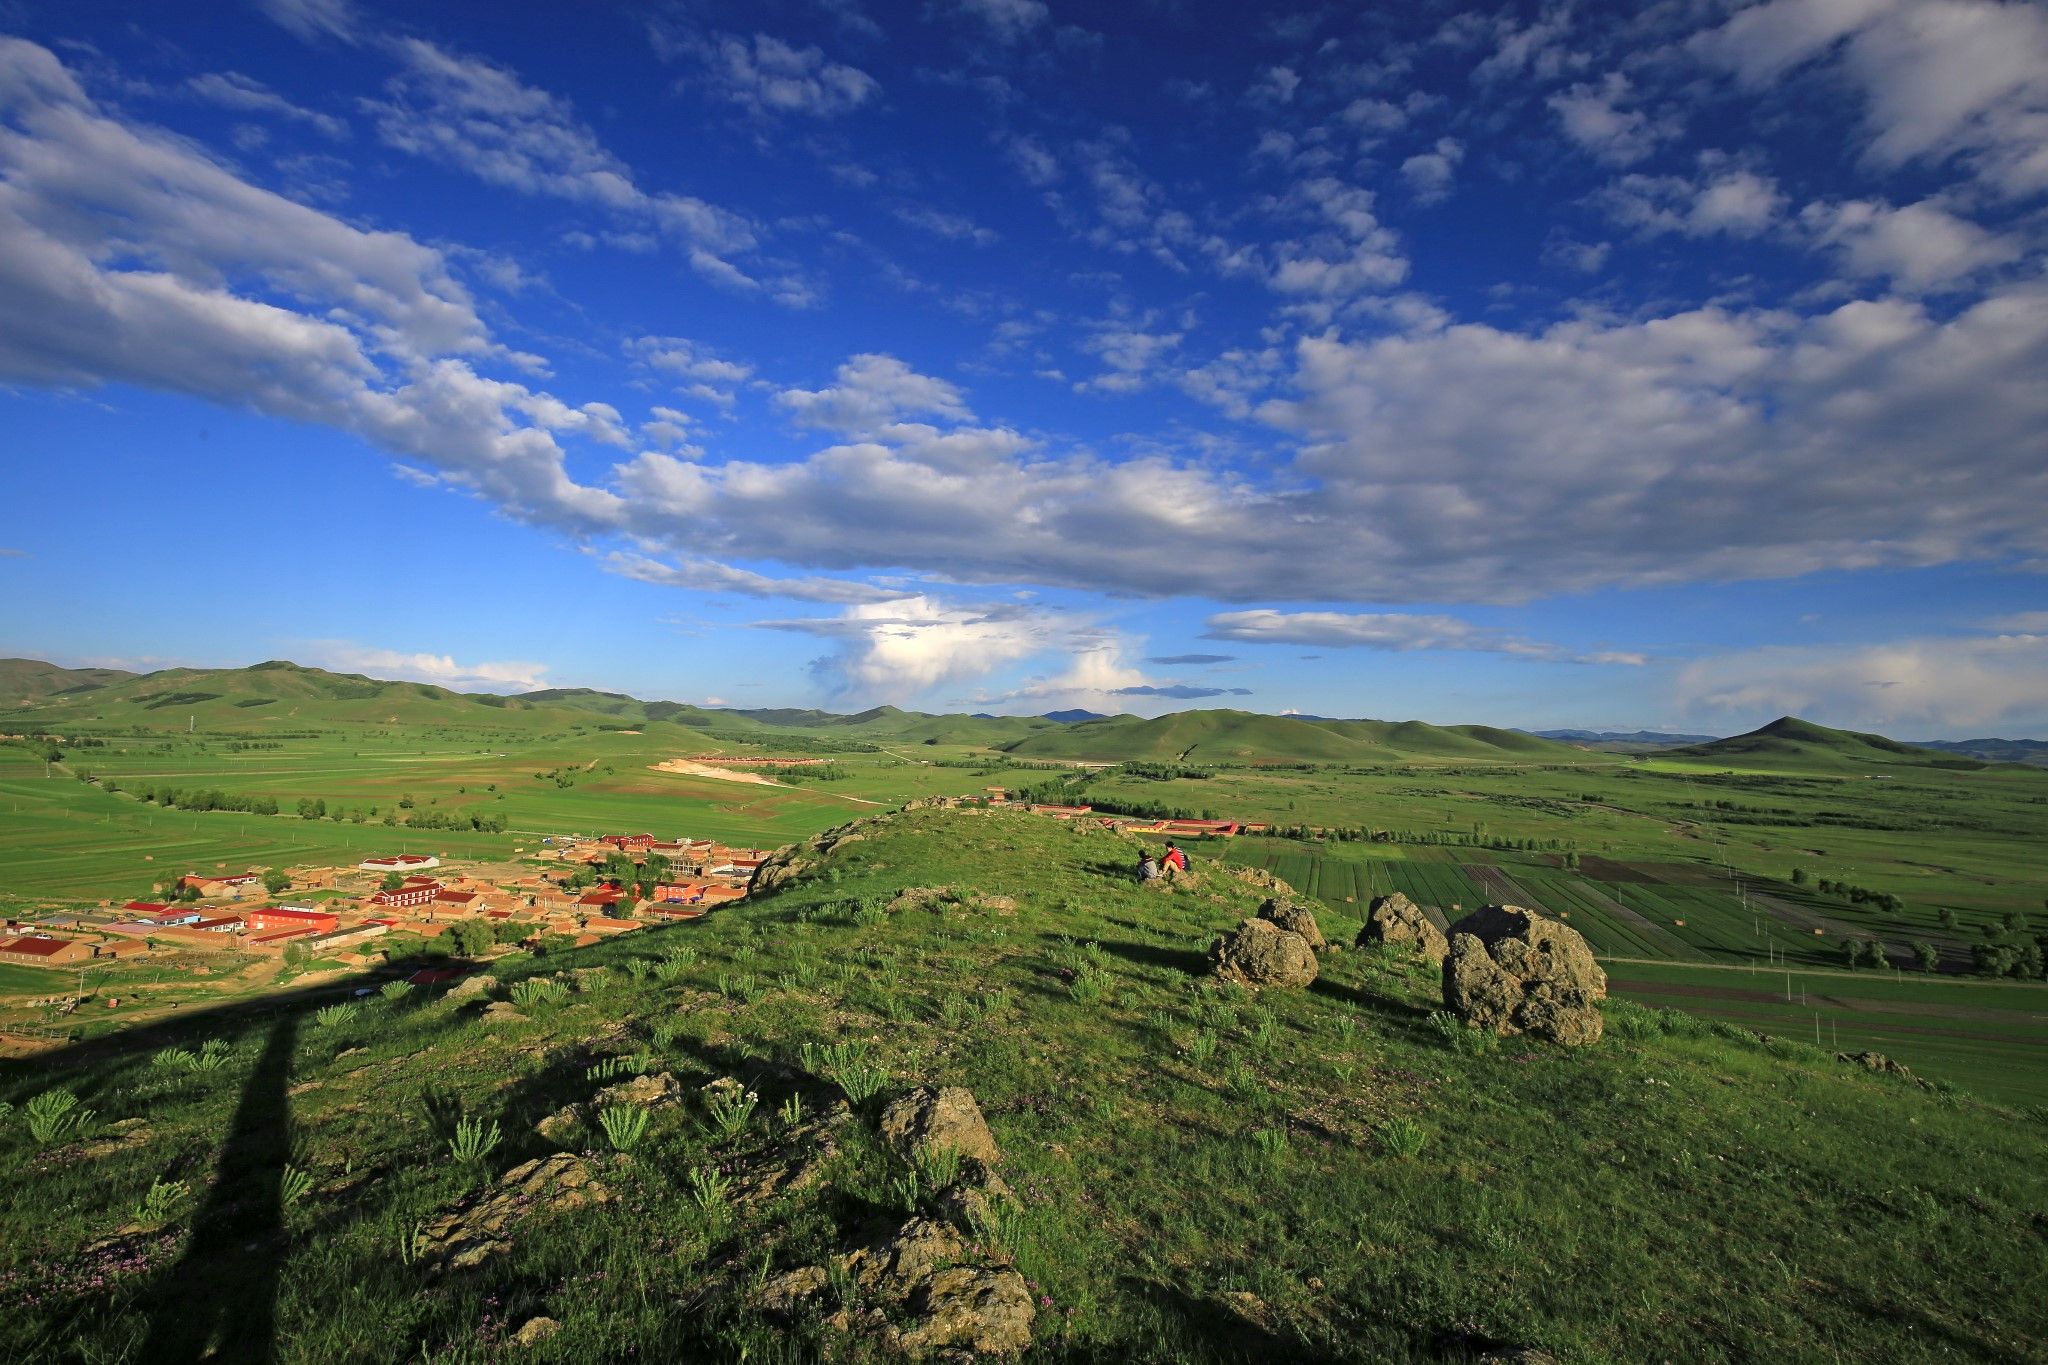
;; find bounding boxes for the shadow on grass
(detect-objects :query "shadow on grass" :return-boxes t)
[1097,938,1209,977]
[1112,1277,1346,1364]
[140,1012,299,1362]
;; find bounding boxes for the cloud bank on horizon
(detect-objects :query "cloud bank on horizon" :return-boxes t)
[0,0,2044,735]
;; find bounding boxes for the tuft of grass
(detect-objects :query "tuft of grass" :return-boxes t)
[599,1105,650,1152]
[446,1115,501,1166]
[508,977,568,1010]
[312,1002,358,1030]
[1378,1116,1429,1159]
[129,1177,188,1229]
[24,1090,94,1146]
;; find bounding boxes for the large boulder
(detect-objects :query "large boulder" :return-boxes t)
[1210,918,1318,989]
[1442,905,1606,1046]
[1358,893,1449,963]
[879,1086,1001,1166]
[1257,897,1326,951]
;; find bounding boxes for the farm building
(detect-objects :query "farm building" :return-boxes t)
[180,872,262,898]
[0,935,94,967]
[370,877,442,909]
[148,925,240,952]
[245,907,340,935]
[359,854,440,873]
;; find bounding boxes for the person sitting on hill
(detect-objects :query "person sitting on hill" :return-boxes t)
[1136,853,1160,882]
[1162,843,1189,873]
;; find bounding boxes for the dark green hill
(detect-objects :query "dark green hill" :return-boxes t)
[1661,716,1987,770]
[3,804,2042,1361]
[1004,708,1588,763]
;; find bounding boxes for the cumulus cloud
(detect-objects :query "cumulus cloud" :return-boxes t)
[1268,177,1408,302]
[629,336,754,407]
[304,641,551,692]
[699,33,878,119]
[1548,74,1671,166]
[1675,629,2048,733]
[1203,610,1645,664]
[775,354,971,435]
[1691,0,2048,197]
[1596,164,1786,238]
[757,596,1049,700]
[1799,197,2024,290]
[1400,139,1463,204]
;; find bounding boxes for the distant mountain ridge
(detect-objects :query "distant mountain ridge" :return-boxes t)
[1531,728,1720,746]
[1659,716,1992,770]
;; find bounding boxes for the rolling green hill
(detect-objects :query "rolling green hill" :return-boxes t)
[2,804,2042,1361]
[1003,708,1588,764]
[0,657,137,701]
[1660,716,1989,771]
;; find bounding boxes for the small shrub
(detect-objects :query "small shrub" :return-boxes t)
[587,1055,644,1083]
[599,1105,650,1152]
[778,1093,804,1131]
[1185,1029,1219,1067]
[25,1090,94,1146]
[379,980,414,1002]
[150,1047,194,1072]
[130,1176,189,1229]
[313,1002,358,1030]
[1379,1117,1429,1159]
[966,1200,1023,1256]
[803,1041,888,1107]
[623,958,653,981]
[279,1164,315,1207]
[703,1086,758,1141]
[687,1166,730,1222]
[852,903,887,928]
[509,977,568,1010]
[447,1115,501,1165]
[1250,1126,1287,1167]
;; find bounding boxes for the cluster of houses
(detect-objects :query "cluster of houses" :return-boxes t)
[978,790,1256,841]
[0,832,767,973]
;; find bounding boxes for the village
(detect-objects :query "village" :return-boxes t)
[0,833,773,996]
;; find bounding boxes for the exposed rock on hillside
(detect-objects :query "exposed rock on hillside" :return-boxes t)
[1443,905,1606,1046]
[1222,864,1299,898]
[1257,896,1326,951]
[880,1086,1001,1166]
[1211,917,1318,988]
[414,1155,609,1274]
[752,819,877,894]
[1360,892,1449,963]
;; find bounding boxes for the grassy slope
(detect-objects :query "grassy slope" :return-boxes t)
[3,807,2042,1363]
[1660,716,1989,771]
[1004,710,1587,765]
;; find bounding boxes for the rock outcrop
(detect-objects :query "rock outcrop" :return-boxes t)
[879,1086,1001,1166]
[414,1155,609,1274]
[767,1216,1035,1358]
[1359,893,1449,963]
[1257,897,1326,951]
[1210,918,1318,989]
[1442,905,1606,1046]
[1221,865,1298,898]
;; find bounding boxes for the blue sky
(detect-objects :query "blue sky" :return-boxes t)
[1,0,2045,736]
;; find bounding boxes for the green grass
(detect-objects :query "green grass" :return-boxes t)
[1,807,2042,1362]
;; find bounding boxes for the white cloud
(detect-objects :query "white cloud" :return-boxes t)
[603,551,901,604]
[1692,0,2048,197]
[775,354,971,436]
[629,336,754,407]
[1203,610,1646,664]
[1548,74,1671,167]
[1399,138,1463,204]
[948,0,1049,43]
[304,641,551,692]
[255,0,359,43]
[187,72,348,138]
[1597,164,1787,238]
[892,203,998,245]
[1799,197,2024,290]
[701,33,878,119]
[1675,630,2048,733]
[1268,177,1408,303]
[758,596,1049,700]
[368,40,763,289]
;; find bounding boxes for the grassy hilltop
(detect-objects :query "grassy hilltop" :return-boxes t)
[1003,710,1579,765]
[1,805,2043,1362]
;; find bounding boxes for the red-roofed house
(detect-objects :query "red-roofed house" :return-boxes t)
[0,935,94,966]
[121,900,170,916]
[601,833,655,852]
[188,915,244,933]
[431,889,480,915]
[181,872,261,898]
[652,881,706,903]
[245,906,340,934]
[371,877,442,909]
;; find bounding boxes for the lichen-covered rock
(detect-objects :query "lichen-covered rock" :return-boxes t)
[595,1071,686,1109]
[1443,905,1606,1046]
[1257,897,1326,951]
[898,1265,1036,1357]
[479,1000,525,1027]
[1838,1050,1913,1079]
[513,1317,561,1347]
[1222,865,1299,898]
[879,1086,1000,1166]
[1210,917,1318,989]
[758,1264,829,1316]
[444,973,493,1004]
[414,1155,609,1274]
[1358,893,1448,963]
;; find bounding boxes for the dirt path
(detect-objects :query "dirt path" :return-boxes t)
[649,759,788,787]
